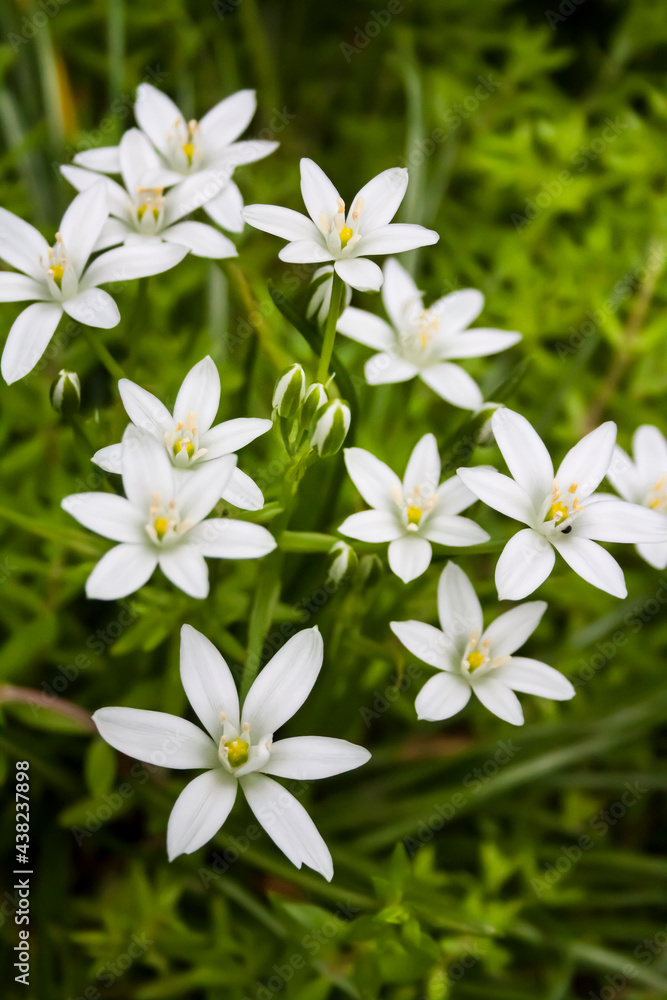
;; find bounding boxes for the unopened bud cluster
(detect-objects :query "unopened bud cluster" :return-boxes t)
[272,364,351,459]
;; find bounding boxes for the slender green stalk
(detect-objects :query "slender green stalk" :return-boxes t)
[277,530,338,553]
[317,271,344,384]
[81,327,126,382]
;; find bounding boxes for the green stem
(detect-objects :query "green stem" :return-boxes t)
[278,530,338,553]
[316,271,344,384]
[81,327,126,382]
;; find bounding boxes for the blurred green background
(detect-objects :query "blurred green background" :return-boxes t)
[1,0,667,998]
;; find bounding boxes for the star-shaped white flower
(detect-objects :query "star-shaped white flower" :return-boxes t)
[337,257,521,409]
[92,356,271,511]
[61,130,238,259]
[457,408,667,600]
[607,424,667,569]
[0,184,187,384]
[93,625,370,876]
[242,158,439,292]
[62,425,276,600]
[338,433,489,583]
[391,562,574,725]
[73,85,277,233]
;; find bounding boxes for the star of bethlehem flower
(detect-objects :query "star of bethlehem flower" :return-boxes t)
[61,130,237,258]
[337,257,522,410]
[606,424,667,569]
[338,433,489,583]
[457,408,667,600]
[92,356,271,511]
[0,184,187,384]
[93,625,370,876]
[62,425,276,600]
[242,158,439,292]
[391,562,574,725]
[72,85,278,233]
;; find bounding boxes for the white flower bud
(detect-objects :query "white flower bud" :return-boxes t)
[311,399,351,457]
[273,364,306,419]
[50,369,81,417]
[327,541,358,584]
[300,382,328,429]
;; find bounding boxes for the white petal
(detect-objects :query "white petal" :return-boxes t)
[62,288,120,329]
[365,353,418,384]
[300,158,341,229]
[494,657,575,700]
[389,620,455,670]
[261,736,370,780]
[420,363,483,409]
[221,467,264,511]
[162,169,231,224]
[350,167,408,229]
[575,498,667,543]
[637,540,667,569]
[382,257,422,331]
[242,627,323,735]
[421,514,489,547]
[482,601,547,657]
[85,543,157,600]
[337,306,394,350]
[81,242,188,289]
[0,206,50,280]
[338,510,403,542]
[279,239,332,264]
[199,89,256,149]
[92,443,122,473]
[556,422,616,498]
[61,165,131,221]
[203,181,245,232]
[119,379,172,433]
[213,139,278,168]
[415,673,471,721]
[387,534,432,582]
[456,466,534,524]
[2,302,62,384]
[122,425,175,510]
[94,217,132,250]
[355,222,439,257]
[167,768,237,860]
[472,677,524,725]
[430,289,484,334]
[437,562,482,647]
[180,624,240,738]
[175,457,235,526]
[344,447,401,511]
[159,544,210,598]
[59,183,109,279]
[173,355,220,431]
[334,257,383,292]
[164,221,237,259]
[436,475,478,515]
[241,772,333,880]
[0,272,48,302]
[495,529,555,600]
[633,424,667,479]
[442,328,522,359]
[606,445,640,502]
[92,705,218,769]
[135,83,182,155]
[491,408,554,507]
[202,417,272,459]
[404,433,440,497]
[188,518,276,559]
[61,492,143,542]
[553,535,626,597]
[119,127,162,192]
[73,146,121,172]
[242,204,320,242]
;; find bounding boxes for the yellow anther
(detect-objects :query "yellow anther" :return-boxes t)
[154,517,168,541]
[182,142,195,165]
[224,738,249,768]
[339,225,354,249]
[49,264,64,289]
[407,505,422,526]
[568,482,578,494]
[467,650,485,671]
[173,438,195,459]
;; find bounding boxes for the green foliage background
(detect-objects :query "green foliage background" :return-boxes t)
[1,0,666,998]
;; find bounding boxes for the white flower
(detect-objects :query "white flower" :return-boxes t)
[338,433,489,583]
[73,85,277,233]
[62,425,276,600]
[0,184,187,384]
[337,258,521,410]
[391,563,574,726]
[242,158,439,292]
[607,424,667,569]
[61,130,237,259]
[92,356,271,511]
[457,408,667,601]
[92,625,370,875]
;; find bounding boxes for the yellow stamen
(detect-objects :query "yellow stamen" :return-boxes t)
[339,225,353,249]
[467,650,485,671]
[224,738,249,768]
[546,501,569,523]
[182,142,195,165]
[568,482,578,494]
[49,264,64,289]
[407,505,422,526]
[154,517,168,541]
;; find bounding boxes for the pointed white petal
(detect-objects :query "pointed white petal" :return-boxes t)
[404,434,440,497]
[355,222,439,256]
[2,302,62,384]
[482,601,547,657]
[472,676,524,724]
[92,705,218,769]
[242,627,323,735]
[0,206,50,280]
[390,620,455,670]
[188,518,276,559]
[279,239,332,264]
[442,328,522,359]
[437,561,482,647]
[344,447,401,511]
[556,422,616,498]
[135,83,182,155]
[122,424,175,509]
[337,306,394,350]
[350,167,408,229]
[606,445,640,502]
[202,416,272,459]
[300,158,341,229]
[456,466,534,524]
[387,534,432,582]
[62,288,120,329]
[159,543,210,598]
[241,772,333,880]
[633,424,667,479]
[495,529,555,600]
[220,467,264,511]
[382,257,422,330]
[494,657,575,700]
[59,183,109,279]
[119,379,172,433]
[436,475,478,515]
[180,624,240,738]
[365,353,418,384]
[637,540,667,569]
[164,221,237,259]
[574,498,667,543]
[213,139,278,168]
[0,272,48,302]
[202,180,245,231]
[81,243,188,289]
[61,492,143,542]
[242,204,320,241]
[430,289,484,334]
[261,736,370,780]
[92,443,122,473]
[173,355,220,431]
[161,169,228,223]
[415,673,471,721]
[420,363,483,409]
[553,535,626,597]
[85,543,157,600]
[119,127,163,192]
[338,510,403,542]
[491,408,554,507]
[421,514,489,547]
[73,146,121,172]
[334,257,383,292]
[94,217,132,249]
[167,768,237,860]
[199,89,256,148]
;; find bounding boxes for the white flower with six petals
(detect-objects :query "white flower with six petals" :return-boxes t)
[606,424,667,569]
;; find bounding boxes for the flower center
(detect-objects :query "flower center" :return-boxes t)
[45,232,67,290]
[407,505,422,526]
[339,225,353,249]
[145,493,184,544]
[646,476,667,512]
[393,483,438,532]
[321,196,364,255]
[467,650,485,671]
[543,481,582,534]
[166,117,200,170]
[164,411,207,467]
[462,637,492,675]
[224,738,249,768]
[136,186,164,225]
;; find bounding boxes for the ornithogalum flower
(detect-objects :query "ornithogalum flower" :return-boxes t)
[337,258,521,410]
[242,159,439,292]
[62,130,237,258]
[391,563,574,725]
[606,424,667,569]
[457,408,667,600]
[93,625,370,876]
[0,184,187,383]
[338,433,489,583]
[72,85,277,232]
[62,425,276,600]
[92,356,271,511]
